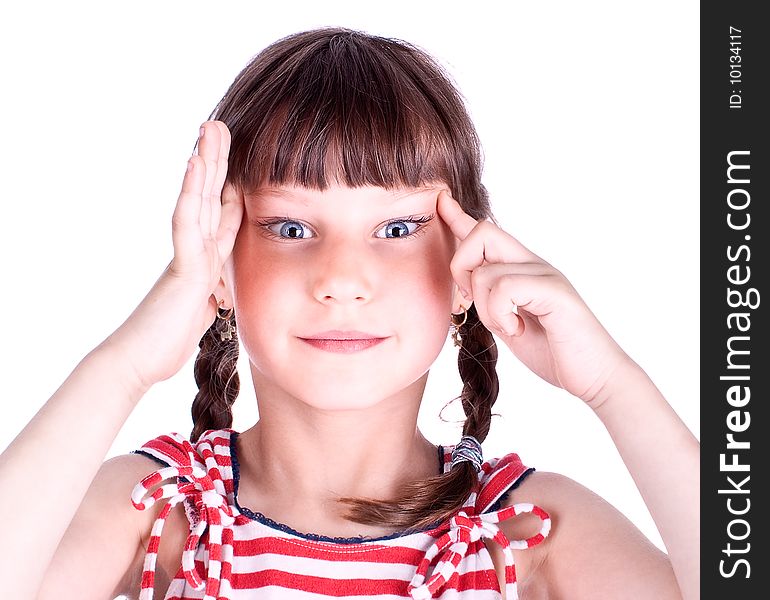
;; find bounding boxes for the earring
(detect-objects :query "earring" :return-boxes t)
[216,298,236,342]
[449,305,468,348]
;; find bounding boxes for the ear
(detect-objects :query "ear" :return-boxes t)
[213,258,235,310]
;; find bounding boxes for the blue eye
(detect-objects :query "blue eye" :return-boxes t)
[257,214,433,241]
[269,220,310,239]
[378,220,418,239]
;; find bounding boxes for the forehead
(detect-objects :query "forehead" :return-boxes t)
[247,185,443,207]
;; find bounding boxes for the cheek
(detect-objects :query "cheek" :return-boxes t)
[230,235,295,325]
[230,239,298,372]
[419,228,457,296]
[396,240,455,320]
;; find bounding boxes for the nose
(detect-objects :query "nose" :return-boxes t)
[311,240,375,304]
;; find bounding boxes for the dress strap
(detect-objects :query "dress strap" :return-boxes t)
[131,435,236,600]
[408,503,551,600]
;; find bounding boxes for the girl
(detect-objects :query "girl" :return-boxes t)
[0,27,698,599]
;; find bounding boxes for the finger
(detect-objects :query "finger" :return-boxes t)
[208,121,231,237]
[197,122,222,238]
[213,121,231,193]
[453,221,550,299]
[466,264,524,337]
[471,261,557,301]
[482,268,571,335]
[465,220,546,265]
[216,183,244,257]
[436,190,478,241]
[438,190,544,263]
[438,190,548,298]
[171,155,206,260]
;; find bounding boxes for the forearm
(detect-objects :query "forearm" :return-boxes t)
[592,360,699,600]
[0,341,147,590]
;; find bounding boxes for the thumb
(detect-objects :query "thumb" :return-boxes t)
[495,306,525,337]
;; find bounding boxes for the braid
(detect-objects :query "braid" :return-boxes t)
[338,304,499,531]
[456,303,499,442]
[190,310,241,442]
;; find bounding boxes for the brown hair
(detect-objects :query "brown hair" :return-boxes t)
[190,27,500,531]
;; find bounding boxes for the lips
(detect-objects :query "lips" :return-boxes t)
[299,331,388,354]
[303,330,383,340]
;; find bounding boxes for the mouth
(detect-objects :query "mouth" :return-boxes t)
[298,331,389,353]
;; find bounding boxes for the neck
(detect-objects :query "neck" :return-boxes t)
[234,366,440,533]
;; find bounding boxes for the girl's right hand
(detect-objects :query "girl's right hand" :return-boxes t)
[103,121,243,392]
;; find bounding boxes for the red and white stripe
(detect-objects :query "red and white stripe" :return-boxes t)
[130,430,550,599]
[407,505,550,600]
[132,434,237,600]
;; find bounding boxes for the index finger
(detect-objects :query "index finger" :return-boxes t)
[436,190,479,240]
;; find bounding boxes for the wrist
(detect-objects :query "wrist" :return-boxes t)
[586,357,652,415]
[89,335,154,400]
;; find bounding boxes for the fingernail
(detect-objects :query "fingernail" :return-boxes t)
[187,158,194,172]
[199,126,205,138]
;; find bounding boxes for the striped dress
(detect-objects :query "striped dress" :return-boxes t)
[130,429,551,600]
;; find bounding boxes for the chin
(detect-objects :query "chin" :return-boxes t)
[295,388,393,412]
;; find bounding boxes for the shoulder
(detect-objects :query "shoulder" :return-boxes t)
[84,451,181,538]
[68,429,238,599]
[499,471,682,599]
[107,430,231,594]
[111,430,234,597]
[39,451,186,599]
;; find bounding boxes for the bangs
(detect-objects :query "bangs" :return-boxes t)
[210,28,481,196]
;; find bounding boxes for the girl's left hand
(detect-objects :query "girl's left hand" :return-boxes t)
[437,190,631,404]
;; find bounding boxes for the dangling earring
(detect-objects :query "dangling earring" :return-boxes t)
[216,298,236,342]
[449,305,468,348]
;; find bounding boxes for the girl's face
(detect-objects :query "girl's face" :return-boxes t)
[226,183,461,411]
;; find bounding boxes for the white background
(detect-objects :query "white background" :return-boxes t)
[0,0,698,554]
